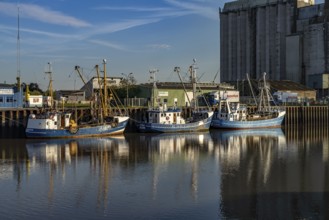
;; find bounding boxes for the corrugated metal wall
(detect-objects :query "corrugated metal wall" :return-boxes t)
[220,1,294,82]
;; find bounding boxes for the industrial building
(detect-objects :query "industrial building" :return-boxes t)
[138,82,234,107]
[55,90,86,103]
[80,76,123,100]
[220,0,329,97]
[0,83,23,108]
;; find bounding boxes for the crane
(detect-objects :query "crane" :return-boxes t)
[212,68,220,84]
[74,65,87,85]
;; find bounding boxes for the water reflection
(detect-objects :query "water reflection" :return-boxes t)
[212,127,329,219]
[0,126,329,219]
[135,132,214,201]
[26,136,129,210]
[212,128,286,184]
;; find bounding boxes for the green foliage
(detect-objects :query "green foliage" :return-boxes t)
[112,85,141,99]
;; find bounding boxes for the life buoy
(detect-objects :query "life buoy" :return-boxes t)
[166,116,170,120]
[69,126,79,134]
[111,122,118,127]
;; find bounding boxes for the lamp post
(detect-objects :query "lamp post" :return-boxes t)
[121,72,133,106]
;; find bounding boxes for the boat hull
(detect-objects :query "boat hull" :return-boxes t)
[25,120,129,138]
[137,116,212,133]
[211,114,285,129]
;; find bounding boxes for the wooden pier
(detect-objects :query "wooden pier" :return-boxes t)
[1,106,329,127]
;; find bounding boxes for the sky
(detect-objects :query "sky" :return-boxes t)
[0,0,325,91]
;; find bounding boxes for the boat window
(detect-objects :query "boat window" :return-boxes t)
[169,114,171,116]
[65,115,70,119]
[161,113,164,117]
[177,113,180,116]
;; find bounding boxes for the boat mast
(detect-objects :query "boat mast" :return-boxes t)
[45,62,53,109]
[246,73,257,106]
[16,6,21,92]
[95,65,105,121]
[149,69,158,108]
[258,72,271,112]
[190,59,198,110]
[103,59,108,117]
[174,66,191,106]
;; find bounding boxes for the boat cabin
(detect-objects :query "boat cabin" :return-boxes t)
[27,112,73,130]
[216,100,247,121]
[146,105,186,125]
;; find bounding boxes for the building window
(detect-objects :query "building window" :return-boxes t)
[6,97,13,102]
[0,97,3,103]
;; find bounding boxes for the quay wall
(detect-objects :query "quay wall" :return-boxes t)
[0,106,328,127]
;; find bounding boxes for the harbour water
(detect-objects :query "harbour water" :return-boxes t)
[0,125,328,219]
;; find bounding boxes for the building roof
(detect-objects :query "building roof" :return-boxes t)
[0,83,15,89]
[268,80,315,91]
[222,0,314,12]
[139,82,234,90]
[231,79,315,97]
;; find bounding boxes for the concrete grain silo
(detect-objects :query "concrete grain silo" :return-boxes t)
[220,0,314,83]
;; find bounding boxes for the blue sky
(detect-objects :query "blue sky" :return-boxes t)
[0,0,325,90]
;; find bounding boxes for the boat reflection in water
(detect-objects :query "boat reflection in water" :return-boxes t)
[128,131,215,200]
[211,127,329,219]
[24,132,217,218]
[26,136,129,165]
[3,125,328,219]
[212,128,286,185]
[26,136,129,209]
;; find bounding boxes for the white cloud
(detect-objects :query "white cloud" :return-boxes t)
[93,5,193,19]
[0,2,91,27]
[93,6,172,12]
[165,0,219,20]
[148,44,172,49]
[89,40,127,51]
[81,18,162,39]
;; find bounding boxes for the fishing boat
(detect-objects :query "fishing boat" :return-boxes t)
[25,60,129,138]
[211,73,286,129]
[136,60,213,133]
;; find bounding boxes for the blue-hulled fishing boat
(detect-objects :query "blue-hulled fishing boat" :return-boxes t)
[211,73,286,129]
[137,60,213,133]
[25,60,129,138]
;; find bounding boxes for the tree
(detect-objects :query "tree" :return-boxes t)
[23,82,44,95]
[113,73,141,104]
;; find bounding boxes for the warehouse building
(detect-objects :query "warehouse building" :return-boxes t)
[138,82,235,108]
[80,76,123,100]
